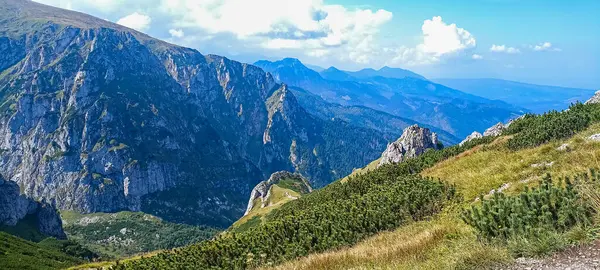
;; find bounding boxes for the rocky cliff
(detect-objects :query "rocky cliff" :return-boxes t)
[244,171,311,216]
[378,125,440,167]
[0,177,66,239]
[0,0,386,227]
[459,131,483,146]
[586,91,600,104]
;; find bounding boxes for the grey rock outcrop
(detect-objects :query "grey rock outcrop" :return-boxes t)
[459,131,483,146]
[244,171,311,216]
[483,122,506,137]
[0,0,387,227]
[0,177,66,239]
[585,91,600,104]
[378,125,440,167]
[589,134,600,141]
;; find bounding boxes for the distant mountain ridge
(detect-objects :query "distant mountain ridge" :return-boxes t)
[255,58,524,138]
[435,78,596,113]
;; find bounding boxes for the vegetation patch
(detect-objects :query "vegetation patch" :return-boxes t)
[112,169,456,269]
[61,211,218,259]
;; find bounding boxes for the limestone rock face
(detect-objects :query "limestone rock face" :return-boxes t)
[378,125,440,167]
[483,122,506,137]
[0,177,66,239]
[585,91,600,104]
[244,171,312,216]
[459,131,483,146]
[0,0,387,227]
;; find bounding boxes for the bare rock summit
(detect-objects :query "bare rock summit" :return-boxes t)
[378,125,440,167]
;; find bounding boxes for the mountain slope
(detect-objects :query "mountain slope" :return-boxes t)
[289,87,460,145]
[0,231,85,270]
[112,102,600,270]
[232,171,312,231]
[255,59,524,138]
[435,78,596,113]
[0,0,388,229]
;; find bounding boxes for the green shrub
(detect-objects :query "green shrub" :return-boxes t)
[462,173,593,240]
[504,103,600,150]
[113,170,456,269]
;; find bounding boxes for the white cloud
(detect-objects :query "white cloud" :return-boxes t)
[490,44,520,54]
[34,0,123,12]
[419,16,476,56]
[169,29,185,38]
[160,0,392,64]
[532,42,561,52]
[388,16,476,66]
[472,54,483,60]
[117,12,152,31]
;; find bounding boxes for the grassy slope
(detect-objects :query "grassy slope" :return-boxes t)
[231,185,301,231]
[61,211,218,259]
[0,232,83,270]
[268,124,600,269]
[422,123,600,201]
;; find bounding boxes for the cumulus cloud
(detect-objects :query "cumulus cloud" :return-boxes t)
[388,16,476,66]
[158,0,392,64]
[472,54,483,60]
[490,44,520,54]
[419,16,476,56]
[532,42,561,52]
[34,0,123,12]
[117,12,152,31]
[169,29,185,38]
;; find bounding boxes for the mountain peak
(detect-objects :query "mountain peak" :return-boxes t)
[378,125,440,167]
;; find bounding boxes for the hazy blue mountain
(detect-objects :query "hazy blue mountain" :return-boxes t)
[348,66,427,80]
[0,0,391,228]
[305,63,326,72]
[319,67,358,82]
[255,59,525,138]
[289,87,460,145]
[435,78,597,113]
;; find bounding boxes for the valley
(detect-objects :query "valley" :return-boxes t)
[0,0,598,270]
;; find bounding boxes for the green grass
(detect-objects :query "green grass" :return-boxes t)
[62,211,219,259]
[0,214,47,242]
[231,184,303,232]
[0,232,83,270]
[423,123,600,201]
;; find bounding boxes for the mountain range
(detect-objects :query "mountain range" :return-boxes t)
[0,0,392,228]
[435,78,596,113]
[254,58,525,138]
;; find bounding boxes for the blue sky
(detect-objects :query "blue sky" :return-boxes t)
[36,0,599,89]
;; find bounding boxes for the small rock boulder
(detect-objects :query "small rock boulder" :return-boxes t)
[459,131,483,146]
[589,134,600,141]
[378,125,440,167]
[556,143,570,151]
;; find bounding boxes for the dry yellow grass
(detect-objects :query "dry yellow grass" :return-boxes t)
[264,210,510,270]
[341,157,382,183]
[423,123,600,201]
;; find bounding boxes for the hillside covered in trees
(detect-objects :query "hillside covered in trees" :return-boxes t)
[104,102,600,269]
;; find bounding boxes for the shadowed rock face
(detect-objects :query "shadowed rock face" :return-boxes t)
[0,0,386,227]
[378,125,440,167]
[0,177,66,239]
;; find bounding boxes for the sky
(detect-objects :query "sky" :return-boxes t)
[34,0,600,89]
